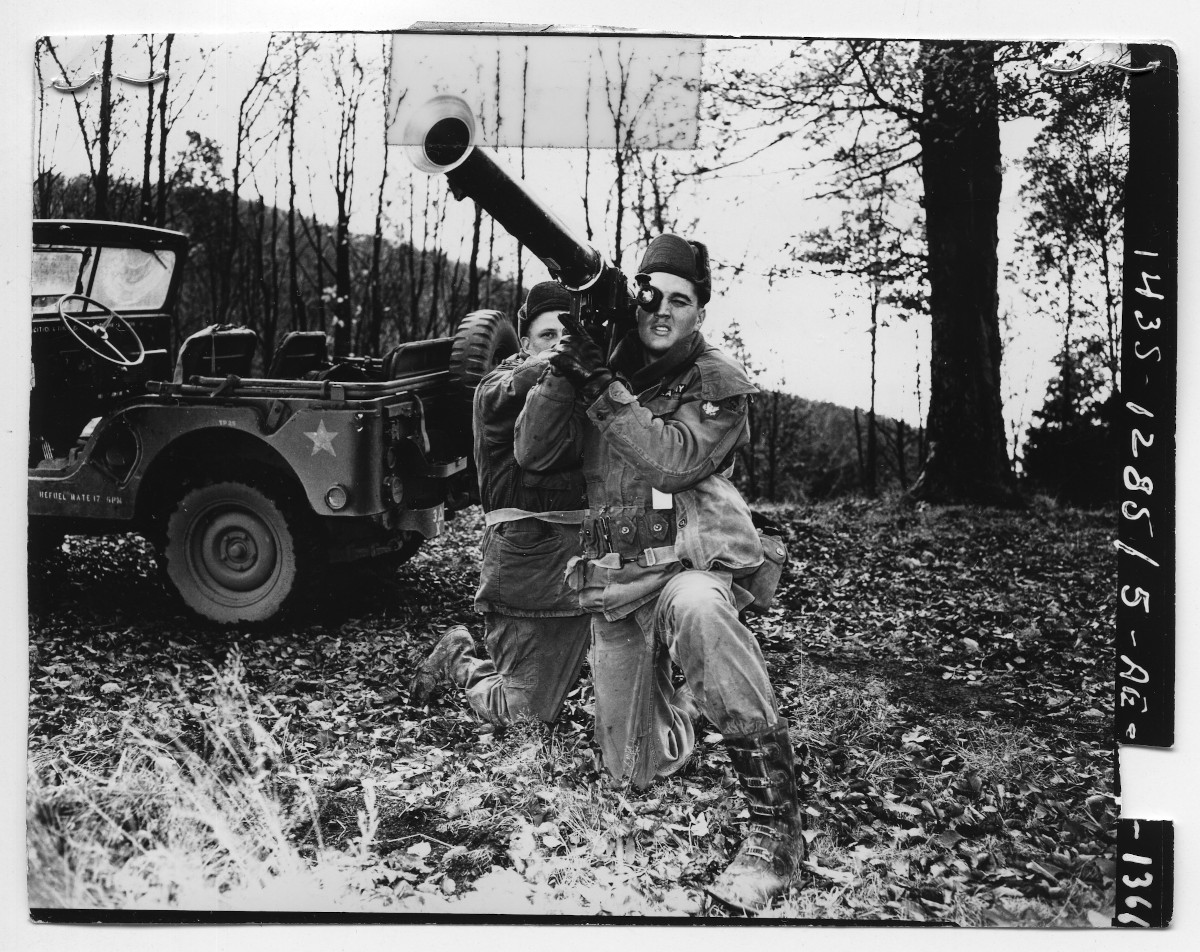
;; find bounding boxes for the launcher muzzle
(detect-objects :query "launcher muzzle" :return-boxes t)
[405,95,659,354]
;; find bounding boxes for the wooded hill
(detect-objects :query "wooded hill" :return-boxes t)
[36,170,924,503]
[733,393,923,503]
[36,170,522,367]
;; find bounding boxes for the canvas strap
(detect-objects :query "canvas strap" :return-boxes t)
[484,507,589,527]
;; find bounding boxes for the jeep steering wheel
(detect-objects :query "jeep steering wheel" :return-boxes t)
[57,293,145,367]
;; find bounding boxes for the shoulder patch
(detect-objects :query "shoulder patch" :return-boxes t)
[699,395,747,418]
[695,346,758,401]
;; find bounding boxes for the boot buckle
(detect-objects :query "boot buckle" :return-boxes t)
[747,823,784,841]
[742,844,776,863]
[749,801,791,818]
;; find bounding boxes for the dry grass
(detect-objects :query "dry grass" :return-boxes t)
[27,653,392,912]
[27,650,1114,921]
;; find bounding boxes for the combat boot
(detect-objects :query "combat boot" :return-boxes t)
[408,626,477,707]
[706,720,806,914]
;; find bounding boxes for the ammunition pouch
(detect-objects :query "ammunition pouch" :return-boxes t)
[581,508,676,563]
[733,531,789,612]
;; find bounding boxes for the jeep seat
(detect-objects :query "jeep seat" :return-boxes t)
[268,331,329,379]
[174,324,259,382]
[384,337,453,379]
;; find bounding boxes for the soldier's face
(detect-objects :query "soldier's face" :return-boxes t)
[637,272,705,355]
[522,311,568,358]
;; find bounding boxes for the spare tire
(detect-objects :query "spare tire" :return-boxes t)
[448,309,520,406]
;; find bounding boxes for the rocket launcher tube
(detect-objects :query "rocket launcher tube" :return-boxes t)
[406,96,673,355]
[406,95,605,293]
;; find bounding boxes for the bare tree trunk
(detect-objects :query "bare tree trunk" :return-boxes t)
[154,34,174,227]
[516,46,529,298]
[485,50,502,311]
[287,34,304,331]
[407,177,431,339]
[364,41,395,355]
[853,407,865,488]
[603,45,654,269]
[333,185,353,355]
[484,219,495,309]
[223,44,274,323]
[138,36,156,223]
[866,294,879,497]
[447,255,464,332]
[1061,264,1076,422]
[268,185,282,361]
[330,41,363,357]
[43,38,97,204]
[610,82,628,269]
[468,206,482,312]
[1099,230,1118,387]
[767,390,780,501]
[33,39,56,217]
[308,212,327,338]
[424,198,448,336]
[650,154,669,233]
[426,253,443,337]
[895,419,909,488]
[252,196,273,361]
[251,192,281,367]
[908,41,1017,506]
[915,338,926,466]
[583,75,594,242]
[95,35,115,219]
[365,145,392,355]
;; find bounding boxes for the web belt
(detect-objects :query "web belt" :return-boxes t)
[484,507,589,527]
[485,508,682,568]
[588,545,681,569]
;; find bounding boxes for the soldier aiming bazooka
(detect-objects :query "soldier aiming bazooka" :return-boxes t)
[405,95,803,912]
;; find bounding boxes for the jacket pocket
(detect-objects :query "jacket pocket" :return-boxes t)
[490,521,579,612]
[735,531,789,611]
[496,519,560,552]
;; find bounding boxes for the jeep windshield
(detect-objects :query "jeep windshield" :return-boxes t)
[32,244,177,315]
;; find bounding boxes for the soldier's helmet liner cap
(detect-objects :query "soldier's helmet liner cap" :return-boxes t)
[636,234,711,305]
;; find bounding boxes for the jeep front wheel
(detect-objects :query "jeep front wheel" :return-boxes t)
[163,480,310,624]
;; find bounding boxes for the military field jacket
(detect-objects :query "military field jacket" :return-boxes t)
[472,354,587,617]
[514,334,765,620]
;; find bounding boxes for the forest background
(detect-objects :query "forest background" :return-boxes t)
[5,1,1198,951]
[23,30,1128,506]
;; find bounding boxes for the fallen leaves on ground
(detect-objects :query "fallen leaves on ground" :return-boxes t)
[27,500,1117,923]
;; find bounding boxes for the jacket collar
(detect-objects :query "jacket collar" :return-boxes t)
[610,330,707,396]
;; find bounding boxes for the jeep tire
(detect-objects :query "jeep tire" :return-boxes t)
[163,479,313,624]
[448,309,520,406]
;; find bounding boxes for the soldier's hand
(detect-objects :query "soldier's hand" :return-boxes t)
[548,316,614,401]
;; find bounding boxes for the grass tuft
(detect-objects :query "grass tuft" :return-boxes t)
[28,652,386,911]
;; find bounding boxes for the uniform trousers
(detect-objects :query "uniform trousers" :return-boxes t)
[589,569,780,789]
[458,612,591,724]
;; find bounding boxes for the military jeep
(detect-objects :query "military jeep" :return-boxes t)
[29,219,516,623]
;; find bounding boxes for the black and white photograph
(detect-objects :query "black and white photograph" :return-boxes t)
[5,2,1190,943]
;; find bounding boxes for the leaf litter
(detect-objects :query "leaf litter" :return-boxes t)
[27,501,1116,922]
